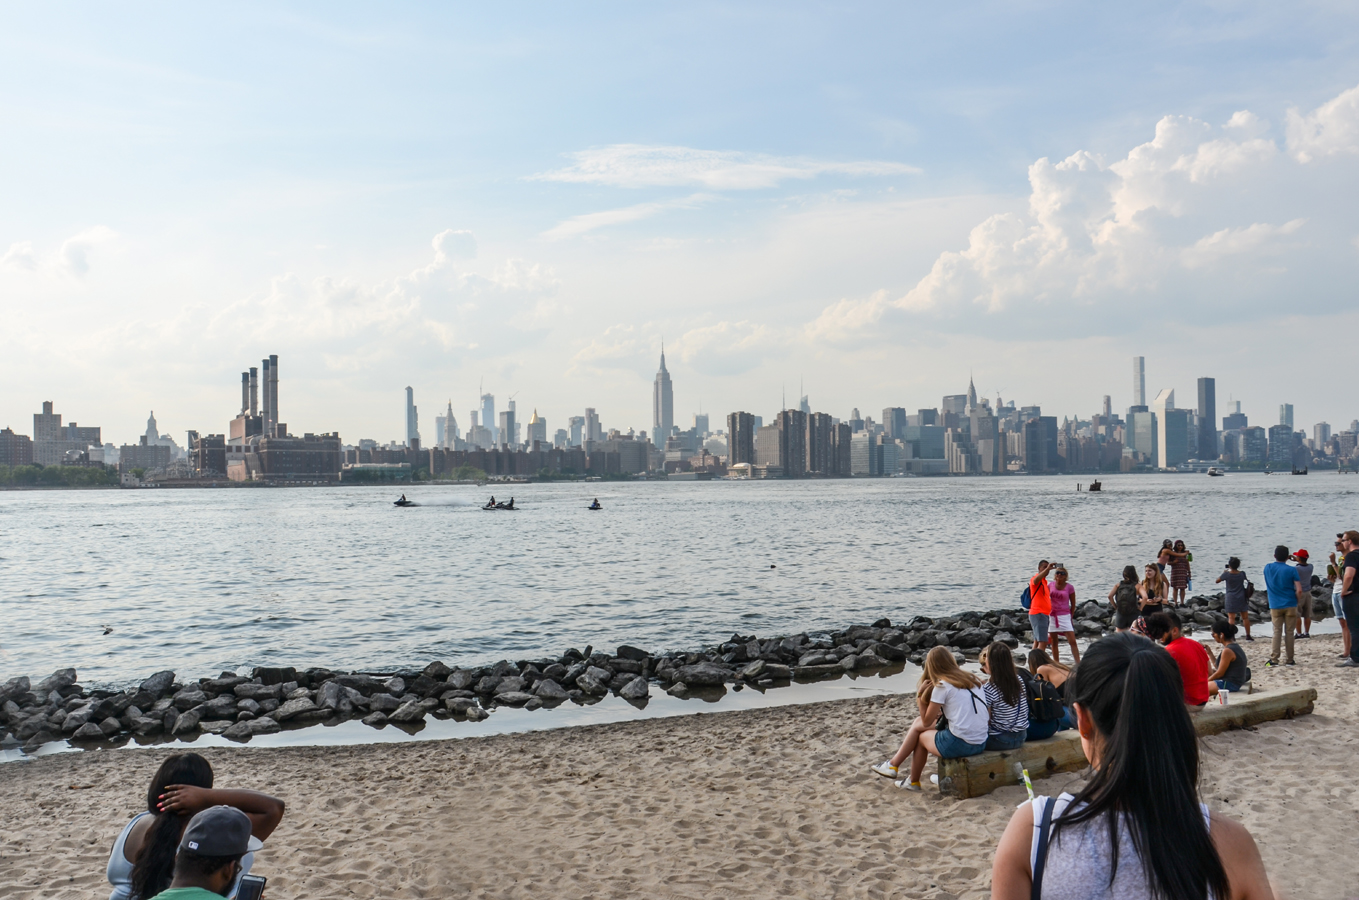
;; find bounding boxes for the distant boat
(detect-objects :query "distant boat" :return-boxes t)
[1292,466,1309,475]
[1088,480,1102,492]
[1207,467,1225,477]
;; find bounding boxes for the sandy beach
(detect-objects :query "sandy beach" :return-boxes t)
[2,634,1355,900]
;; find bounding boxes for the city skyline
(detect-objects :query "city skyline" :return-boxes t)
[4,6,1359,443]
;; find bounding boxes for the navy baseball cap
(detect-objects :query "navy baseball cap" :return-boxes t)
[178,806,262,856]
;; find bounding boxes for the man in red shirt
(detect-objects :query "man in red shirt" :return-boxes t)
[1028,560,1054,651]
[1145,611,1212,706]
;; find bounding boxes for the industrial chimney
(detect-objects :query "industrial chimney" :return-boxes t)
[249,367,259,417]
[269,354,279,436]
[240,372,250,415]
[261,357,272,430]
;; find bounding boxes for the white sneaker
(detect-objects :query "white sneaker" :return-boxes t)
[894,779,922,791]
[870,760,899,778]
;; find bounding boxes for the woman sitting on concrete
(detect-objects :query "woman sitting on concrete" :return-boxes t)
[1207,619,1251,694]
[980,642,1029,751]
[870,646,989,790]
[990,632,1273,899]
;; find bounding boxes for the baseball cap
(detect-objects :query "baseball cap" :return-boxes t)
[178,806,263,856]
[1294,549,1309,561]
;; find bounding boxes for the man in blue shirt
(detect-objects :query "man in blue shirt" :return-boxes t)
[1264,545,1305,667]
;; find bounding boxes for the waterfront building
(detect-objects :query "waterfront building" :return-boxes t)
[191,434,227,476]
[726,412,756,465]
[498,408,516,450]
[1279,403,1294,429]
[1196,377,1216,460]
[585,407,602,442]
[553,428,568,449]
[119,437,172,475]
[442,401,459,450]
[0,427,34,466]
[1223,405,1248,431]
[902,424,946,460]
[882,407,907,440]
[1314,422,1332,447]
[754,424,781,470]
[652,347,673,447]
[527,410,547,447]
[776,409,807,477]
[969,406,1001,473]
[1133,357,1146,407]
[405,387,420,446]
[1237,427,1268,465]
[1267,424,1294,468]
[224,354,342,482]
[806,412,835,475]
[568,415,584,447]
[31,401,102,465]
[832,422,852,476]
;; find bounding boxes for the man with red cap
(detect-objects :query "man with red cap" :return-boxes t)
[1292,549,1315,640]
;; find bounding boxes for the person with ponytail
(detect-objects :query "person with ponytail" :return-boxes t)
[990,632,1275,899]
[106,752,285,900]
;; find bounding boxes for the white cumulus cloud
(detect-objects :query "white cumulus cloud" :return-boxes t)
[1287,83,1359,163]
[533,144,919,190]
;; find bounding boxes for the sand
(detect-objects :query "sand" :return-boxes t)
[2,634,1356,900]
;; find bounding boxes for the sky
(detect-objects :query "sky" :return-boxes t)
[3,2,1359,446]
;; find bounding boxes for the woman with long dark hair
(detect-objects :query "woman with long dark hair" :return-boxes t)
[1168,539,1192,607]
[1107,565,1141,632]
[979,643,1028,751]
[990,632,1273,899]
[106,752,285,900]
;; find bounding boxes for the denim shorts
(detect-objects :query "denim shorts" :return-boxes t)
[985,730,1026,751]
[1029,613,1050,643]
[934,727,987,759]
[1335,590,1346,620]
[1214,679,1243,692]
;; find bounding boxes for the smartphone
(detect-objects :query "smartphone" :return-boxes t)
[236,874,266,900]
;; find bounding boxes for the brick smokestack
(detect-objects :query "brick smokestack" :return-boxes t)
[249,367,258,417]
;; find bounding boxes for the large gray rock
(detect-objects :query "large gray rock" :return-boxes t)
[797,651,835,667]
[221,721,254,741]
[838,654,859,671]
[172,690,208,711]
[199,720,234,735]
[388,698,431,724]
[70,721,107,741]
[856,652,889,670]
[204,676,248,693]
[201,695,239,720]
[463,705,490,722]
[61,707,96,734]
[130,715,163,736]
[673,662,729,687]
[616,645,649,662]
[272,698,319,721]
[249,716,281,735]
[368,693,402,712]
[171,708,204,735]
[870,642,907,662]
[98,716,123,736]
[474,675,503,695]
[618,677,649,701]
[35,669,78,694]
[583,665,613,684]
[233,683,282,701]
[953,628,992,649]
[384,676,406,696]
[138,671,176,698]
[493,677,527,695]
[576,676,608,697]
[316,681,343,710]
[236,698,262,716]
[493,691,536,707]
[445,697,478,714]
[361,711,388,728]
[739,659,767,680]
[1,677,31,703]
[446,670,476,690]
[423,661,453,680]
[534,679,569,701]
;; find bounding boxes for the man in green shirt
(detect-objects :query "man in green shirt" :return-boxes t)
[148,806,255,900]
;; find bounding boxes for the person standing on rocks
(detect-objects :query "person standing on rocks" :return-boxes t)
[1291,549,1314,640]
[1028,560,1054,652]
[1107,566,1141,633]
[1338,530,1359,669]
[1167,540,1192,607]
[1262,545,1304,668]
[1047,566,1080,664]
[1216,557,1253,642]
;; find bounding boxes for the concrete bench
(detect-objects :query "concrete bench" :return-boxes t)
[936,686,1317,799]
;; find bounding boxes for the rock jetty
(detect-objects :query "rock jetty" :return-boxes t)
[0,585,1332,753]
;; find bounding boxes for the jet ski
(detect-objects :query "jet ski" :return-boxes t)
[483,497,518,510]
[587,499,603,510]
[394,496,416,507]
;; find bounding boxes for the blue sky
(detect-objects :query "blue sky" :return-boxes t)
[3,2,1359,443]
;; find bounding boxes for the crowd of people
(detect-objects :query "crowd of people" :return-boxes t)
[872,530,1359,898]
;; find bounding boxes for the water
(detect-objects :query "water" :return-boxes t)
[2,474,1354,688]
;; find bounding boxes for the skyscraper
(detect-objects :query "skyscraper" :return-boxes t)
[568,415,584,447]
[480,392,497,445]
[405,387,420,447]
[693,413,709,435]
[776,409,807,477]
[727,412,755,465]
[652,346,673,446]
[1196,377,1217,460]
[1133,357,1146,408]
[585,407,602,443]
[442,400,458,449]
[1279,404,1294,429]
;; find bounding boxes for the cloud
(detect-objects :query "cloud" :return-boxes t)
[802,83,1359,343]
[1287,84,1359,162]
[673,320,782,376]
[1,241,37,271]
[532,144,920,190]
[58,226,117,276]
[542,193,712,240]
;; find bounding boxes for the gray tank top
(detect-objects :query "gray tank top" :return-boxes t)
[1030,794,1212,899]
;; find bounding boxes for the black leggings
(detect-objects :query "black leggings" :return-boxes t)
[1344,594,1359,663]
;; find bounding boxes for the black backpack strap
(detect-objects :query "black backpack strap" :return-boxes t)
[1031,796,1056,900]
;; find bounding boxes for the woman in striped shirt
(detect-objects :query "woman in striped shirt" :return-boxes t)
[980,642,1030,751]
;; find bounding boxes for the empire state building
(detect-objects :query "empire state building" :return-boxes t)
[652,346,673,446]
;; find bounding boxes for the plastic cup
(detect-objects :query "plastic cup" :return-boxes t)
[1218,688,1229,706]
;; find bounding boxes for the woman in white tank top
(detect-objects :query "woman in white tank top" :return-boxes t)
[989,632,1275,900]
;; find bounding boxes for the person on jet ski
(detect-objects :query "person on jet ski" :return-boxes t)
[589,498,602,509]
[400,494,407,503]
[485,495,496,509]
